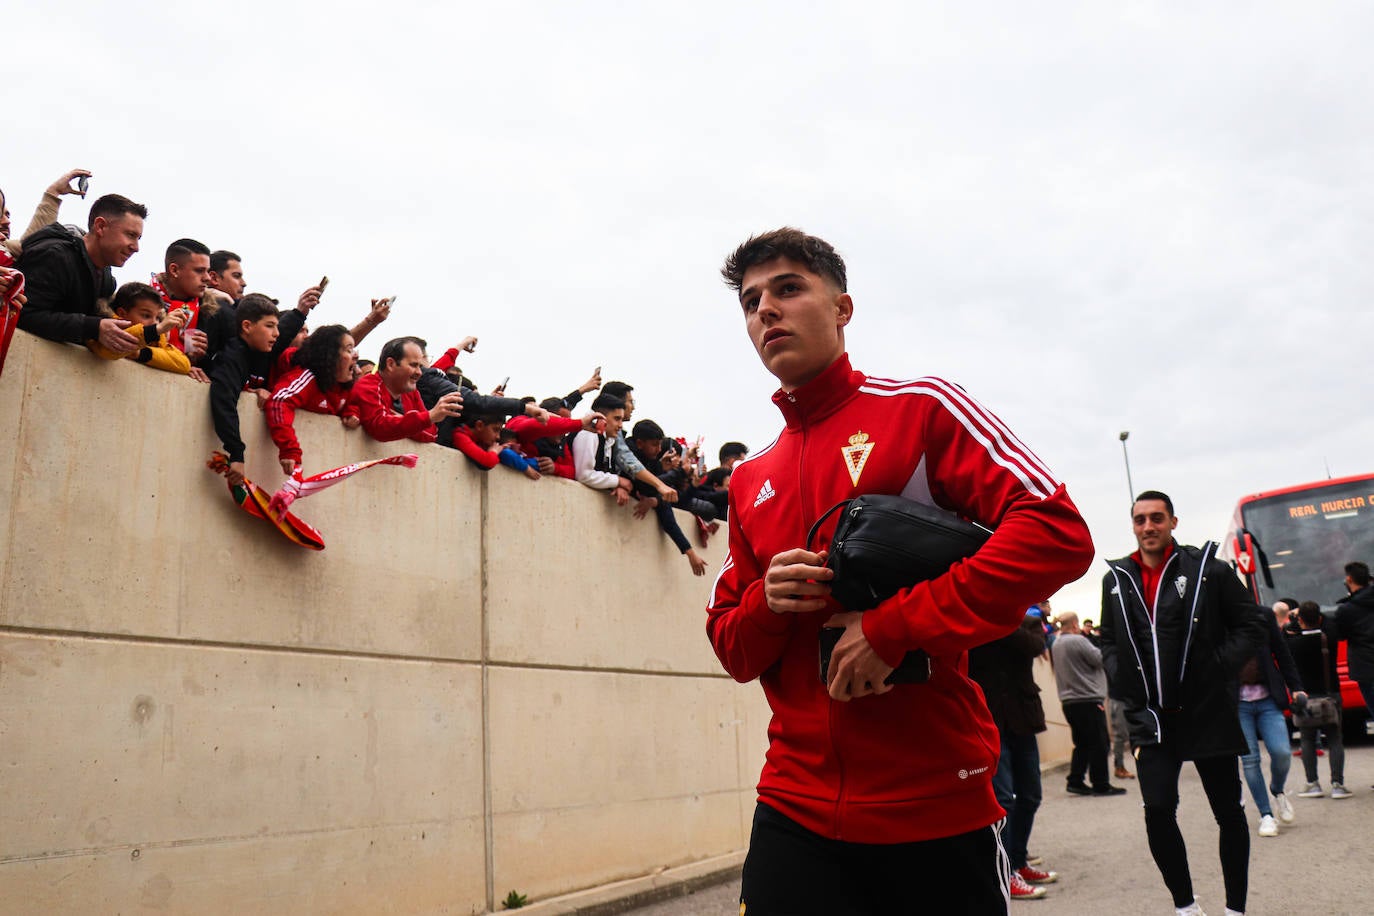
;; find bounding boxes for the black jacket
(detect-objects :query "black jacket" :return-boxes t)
[1239,612,1304,712]
[1286,616,1341,699]
[206,310,305,463]
[1099,541,1266,758]
[1335,584,1374,682]
[415,367,527,447]
[968,616,1047,737]
[14,223,115,343]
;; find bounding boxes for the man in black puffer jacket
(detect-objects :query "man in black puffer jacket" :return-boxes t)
[1335,561,1374,727]
[1099,490,1265,916]
[15,194,147,357]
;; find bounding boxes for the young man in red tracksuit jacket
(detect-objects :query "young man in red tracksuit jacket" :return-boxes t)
[707,228,1095,915]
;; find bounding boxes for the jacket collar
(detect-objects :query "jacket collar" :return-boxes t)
[772,353,864,430]
[1341,584,1374,608]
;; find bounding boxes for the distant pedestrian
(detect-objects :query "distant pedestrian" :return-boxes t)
[1099,491,1266,916]
[1288,601,1350,800]
[1235,609,1305,837]
[1108,697,1135,780]
[1051,612,1127,797]
[1335,561,1374,724]
[970,611,1058,901]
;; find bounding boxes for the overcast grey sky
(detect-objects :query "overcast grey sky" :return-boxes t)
[7,2,1372,613]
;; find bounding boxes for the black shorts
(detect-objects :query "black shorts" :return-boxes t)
[739,803,1009,915]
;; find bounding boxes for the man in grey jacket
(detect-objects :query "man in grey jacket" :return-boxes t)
[1052,612,1127,796]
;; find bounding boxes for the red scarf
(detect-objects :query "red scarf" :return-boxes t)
[150,272,200,352]
[0,268,25,378]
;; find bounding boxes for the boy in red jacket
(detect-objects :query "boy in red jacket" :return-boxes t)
[707,228,1095,915]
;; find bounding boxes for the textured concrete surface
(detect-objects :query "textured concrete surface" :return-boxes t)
[0,332,761,914]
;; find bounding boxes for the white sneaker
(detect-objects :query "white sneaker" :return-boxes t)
[1331,782,1353,799]
[1257,814,1279,837]
[1176,900,1207,916]
[1297,781,1325,798]
[1272,791,1295,823]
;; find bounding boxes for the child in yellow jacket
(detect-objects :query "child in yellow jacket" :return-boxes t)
[87,281,191,375]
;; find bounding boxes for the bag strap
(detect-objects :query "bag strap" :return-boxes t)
[1319,630,1333,695]
[806,499,851,552]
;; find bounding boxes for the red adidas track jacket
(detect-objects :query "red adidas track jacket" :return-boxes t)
[707,354,1094,844]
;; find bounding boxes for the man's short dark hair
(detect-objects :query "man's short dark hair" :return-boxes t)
[1133,490,1174,517]
[719,441,749,463]
[165,238,210,268]
[464,410,505,428]
[601,380,633,401]
[87,194,148,231]
[631,419,664,441]
[539,396,566,413]
[721,227,847,293]
[591,393,624,414]
[704,467,731,488]
[1298,601,1323,626]
[110,281,162,314]
[1347,562,1372,587]
[378,336,427,371]
[236,293,279,325]
[210,249,241,273]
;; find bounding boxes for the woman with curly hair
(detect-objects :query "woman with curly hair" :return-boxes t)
[266,324,361,475]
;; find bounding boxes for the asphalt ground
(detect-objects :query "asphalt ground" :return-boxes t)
[623,740,1374,915]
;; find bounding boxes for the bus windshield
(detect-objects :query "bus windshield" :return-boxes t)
[1237,477,1374,607]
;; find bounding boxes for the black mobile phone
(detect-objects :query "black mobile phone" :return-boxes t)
[500,376,510,389]
[818,627,932,687]
[318,275,330,293]
[77,175,90,195]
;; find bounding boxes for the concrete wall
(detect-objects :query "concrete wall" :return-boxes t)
[0,331,762,915]
[0,331,1072,915]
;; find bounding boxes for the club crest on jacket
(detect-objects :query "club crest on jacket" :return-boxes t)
[841,430,875,486]
[1175,575,1187,599]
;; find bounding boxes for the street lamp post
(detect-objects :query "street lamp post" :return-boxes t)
[1118,431,1135,505]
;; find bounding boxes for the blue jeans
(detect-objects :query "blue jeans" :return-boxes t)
[1237,697,1291,815]
[991,729,1041,870]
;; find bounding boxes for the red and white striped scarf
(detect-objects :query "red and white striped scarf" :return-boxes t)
[268,454,420,515]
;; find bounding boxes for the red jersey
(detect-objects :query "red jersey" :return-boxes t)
[707,354,1094,844]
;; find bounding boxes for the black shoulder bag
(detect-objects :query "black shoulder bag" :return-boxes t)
[807,494,993,686]
[1292,630,1341,728]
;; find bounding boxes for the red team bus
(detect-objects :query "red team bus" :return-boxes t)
[1220,473,1374,729]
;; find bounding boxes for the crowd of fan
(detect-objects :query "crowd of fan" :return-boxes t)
[0,171,748,575]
